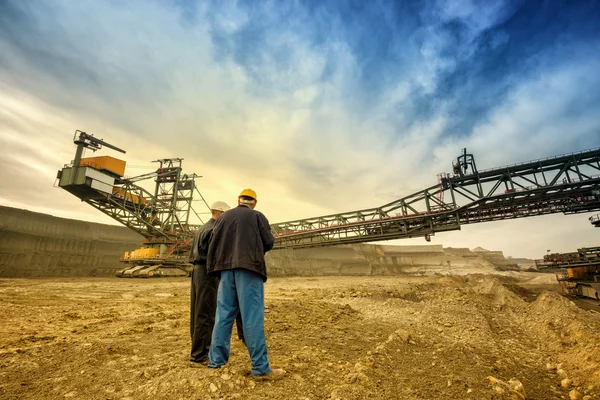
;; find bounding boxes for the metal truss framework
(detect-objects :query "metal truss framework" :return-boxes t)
[536,246,600,269]
[61,166,213,265]
[71,164,206,242]
[58,132,211,246]
[271,147,600,249]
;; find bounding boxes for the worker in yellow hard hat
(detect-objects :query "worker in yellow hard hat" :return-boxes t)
[188,200,230,364]
[206,189,285,381]
[238,188,257,203]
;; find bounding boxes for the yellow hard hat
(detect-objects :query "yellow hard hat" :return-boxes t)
[239,188,257,201]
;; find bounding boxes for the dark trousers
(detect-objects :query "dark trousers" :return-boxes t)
[190,263,244,362]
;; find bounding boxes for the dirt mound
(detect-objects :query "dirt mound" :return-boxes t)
[522,292,600,390]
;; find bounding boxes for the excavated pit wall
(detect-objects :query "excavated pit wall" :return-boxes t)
[0,206,142,277]
[267,243,516,276]
[0,206,518,277]
[472,247,521,271]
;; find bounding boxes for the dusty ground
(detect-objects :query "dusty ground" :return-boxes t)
[1,274,600,400]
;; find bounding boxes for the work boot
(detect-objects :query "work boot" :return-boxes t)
[253,368,285,382]
[189,357,209,367]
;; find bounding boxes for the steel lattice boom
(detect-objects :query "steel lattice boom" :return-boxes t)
[56,131,212,276]
[271,147,600,249]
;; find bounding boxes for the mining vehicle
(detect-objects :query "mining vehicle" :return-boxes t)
[536,247,600,299]
[56,130,211,277]
[57,130,600,277]
[533,216,600,299]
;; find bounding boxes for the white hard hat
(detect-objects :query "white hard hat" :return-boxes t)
[210,201,230,212]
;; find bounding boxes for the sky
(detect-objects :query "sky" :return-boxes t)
[1,0,599,259]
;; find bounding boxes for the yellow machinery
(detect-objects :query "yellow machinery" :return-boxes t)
[79,156,126,177]
[537,247,600,300]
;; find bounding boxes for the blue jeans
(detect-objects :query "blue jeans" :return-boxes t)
[208,269,271,376]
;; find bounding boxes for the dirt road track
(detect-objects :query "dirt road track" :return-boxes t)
[1,274,599,399]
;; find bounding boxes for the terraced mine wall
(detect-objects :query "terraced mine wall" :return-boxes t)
[0,206,521,277]
[267,243,519,276]
[0,206,142,277]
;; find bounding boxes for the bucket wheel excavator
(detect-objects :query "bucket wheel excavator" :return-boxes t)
[57,130,600,281]
[56,130,211,277]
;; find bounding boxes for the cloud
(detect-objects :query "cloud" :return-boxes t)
[1,0,599,258]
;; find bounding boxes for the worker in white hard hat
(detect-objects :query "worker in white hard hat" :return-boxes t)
[188,200,231,364]
[206,189,285,381]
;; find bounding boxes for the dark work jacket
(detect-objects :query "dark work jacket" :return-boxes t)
[206,205,275,281]
[188,218,217,265]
